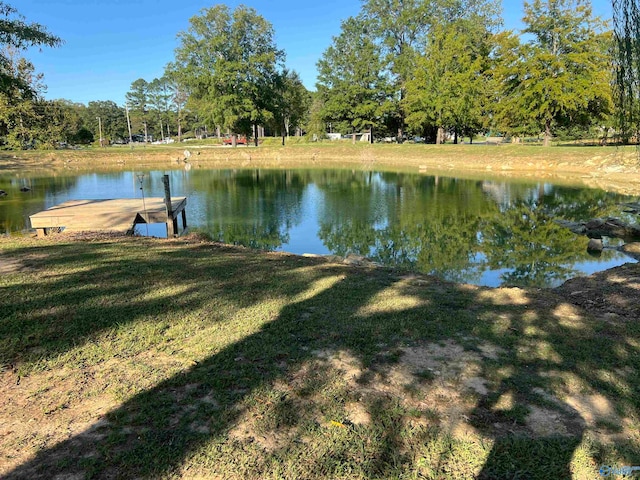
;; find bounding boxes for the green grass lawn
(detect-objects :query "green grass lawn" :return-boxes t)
[1,234,638,479]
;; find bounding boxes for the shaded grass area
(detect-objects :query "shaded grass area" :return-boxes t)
[1,234,639,479]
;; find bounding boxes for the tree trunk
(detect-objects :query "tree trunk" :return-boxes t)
[177,107,182,143]
[453,129,458,145]
[544,119,552,147]
[254,124,259,147]
[398,86,406,143]
[144,122,148,143]
[436,127,445,145]
[232,134,237,147]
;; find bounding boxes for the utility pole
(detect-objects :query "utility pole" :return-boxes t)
[125,104,133,143]
[96,116,104,147]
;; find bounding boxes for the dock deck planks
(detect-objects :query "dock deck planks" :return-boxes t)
[29,197,187,236]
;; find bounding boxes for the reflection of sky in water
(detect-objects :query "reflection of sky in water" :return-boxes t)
[3,168,638,288]
[476,256,635,288]
[277,185,331,256]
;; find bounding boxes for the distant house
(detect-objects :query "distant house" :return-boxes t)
[327,133,342,141]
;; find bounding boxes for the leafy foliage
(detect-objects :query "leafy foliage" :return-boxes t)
[405,5,499,143]
[172,4,284,144]
[0,2,61,96]
[492,0,611,145]
[613,0,640,142]
[274,69,310,140]
[317,16,392,134]
[0,1,624,147]
[125,78,150,141]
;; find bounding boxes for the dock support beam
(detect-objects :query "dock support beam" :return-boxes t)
[163,174,179,237]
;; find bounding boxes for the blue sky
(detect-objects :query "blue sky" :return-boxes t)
[17,0,612,106]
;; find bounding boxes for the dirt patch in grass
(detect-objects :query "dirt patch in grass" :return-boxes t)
[230,326,634,454]
[0,346,189,475]
[0,251,49,274]
[555,262,640,323]
[0,367,116,474]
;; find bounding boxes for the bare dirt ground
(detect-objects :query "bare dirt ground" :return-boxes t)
[555,262,640,323]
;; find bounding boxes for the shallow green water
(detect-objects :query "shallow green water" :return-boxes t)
[0,168,637,287]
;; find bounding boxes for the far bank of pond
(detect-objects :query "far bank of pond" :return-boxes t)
[1,165,638,288]
[3,143,640,195]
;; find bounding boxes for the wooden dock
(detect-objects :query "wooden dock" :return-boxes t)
[30,197,187,237]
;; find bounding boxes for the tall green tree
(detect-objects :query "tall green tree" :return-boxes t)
[0,2,60,149]
[494,0,611,146]
[172,4,284,147]
[0,2,61,96]
[361,0,439,140]
[125,78,150,141]
[0,51,44,148]
[29,99,85,148]
[163,72,189,142]
[85,101,126,144]
[613,0,640,142]
[274,69,309,143]
[148,76,172,140]
[316,16,392,137]
[405,4,500,143]
[303,91,327,141]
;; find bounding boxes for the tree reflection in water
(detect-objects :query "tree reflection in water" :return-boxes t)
[2,168,635,287]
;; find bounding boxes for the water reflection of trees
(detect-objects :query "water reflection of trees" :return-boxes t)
[316,173,497,284]
[482,180,633,220]
[315,173,634,287]
[5,168,634,287]
[479,202,586,287]
[0,174,79,233]
[190,170,309,250]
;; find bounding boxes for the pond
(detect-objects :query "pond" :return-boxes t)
[0,167,638,288]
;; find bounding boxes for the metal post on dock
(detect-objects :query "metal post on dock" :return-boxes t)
[163,174,178,237]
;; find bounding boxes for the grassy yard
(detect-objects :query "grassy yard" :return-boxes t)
[1,233,638,479]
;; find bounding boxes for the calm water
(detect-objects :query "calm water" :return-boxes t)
[0,168,637,288]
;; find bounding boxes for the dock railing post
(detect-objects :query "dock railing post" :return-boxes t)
[163,174,178,237]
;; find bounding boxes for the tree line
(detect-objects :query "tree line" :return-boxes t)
[1,0,639,148]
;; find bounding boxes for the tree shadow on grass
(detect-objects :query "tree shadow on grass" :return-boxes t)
[0,240,314,370]
[2,238,639,478]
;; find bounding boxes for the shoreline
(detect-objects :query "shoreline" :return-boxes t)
[2,143,640,194]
